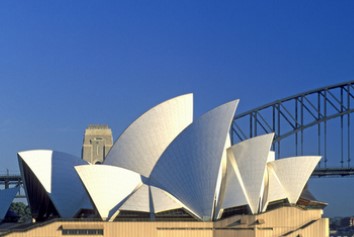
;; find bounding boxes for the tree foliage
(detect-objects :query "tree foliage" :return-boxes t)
[9,202,31,222]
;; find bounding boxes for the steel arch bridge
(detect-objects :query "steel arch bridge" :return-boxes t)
[232,80,354,177]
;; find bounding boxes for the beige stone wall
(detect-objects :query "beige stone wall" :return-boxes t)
[4,207,329,237]
[288,218,329,237]
[82,125,113,164]
[213,206,327,237]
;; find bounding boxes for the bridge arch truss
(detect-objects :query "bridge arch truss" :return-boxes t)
[232,81,354,177]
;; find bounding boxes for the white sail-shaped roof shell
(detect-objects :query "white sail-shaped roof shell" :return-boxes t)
[119,184,150,213]
[226,134,274,214]
[0,187,20,221]
[15,95,324,222]
[119,184,185,214]
[75,165,142,221]
[263,164,288,211]
[151,186,185,213]
[213,136,231,220]
[267,151,275,162]
[18,150,92,218]
[150,100,239,220]
[268,156,320,204]
[104,94,193,178]
[221,153,248,210]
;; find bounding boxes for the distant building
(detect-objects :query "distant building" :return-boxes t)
[82,125,113,164]
[340,216,354,227]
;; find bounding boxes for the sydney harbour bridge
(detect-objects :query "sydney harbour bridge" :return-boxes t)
[232,80,354,177]
[1,80,354,197]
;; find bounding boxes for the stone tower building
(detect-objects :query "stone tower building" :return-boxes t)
[82,125,113,164]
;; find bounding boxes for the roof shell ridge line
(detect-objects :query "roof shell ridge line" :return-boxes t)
[106,93,194,157]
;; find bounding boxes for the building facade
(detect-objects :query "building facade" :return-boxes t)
[3,207,328,237]
[82,125,113,164]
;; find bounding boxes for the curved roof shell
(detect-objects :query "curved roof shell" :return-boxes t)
[150,185,186,213]
[104,94,193,178]
[118,184,150,213]
[119,184,186,214]
[226,133,274,214]
[17,150,92,218]
[150,100,239,220]
[75,165,142,221]
[267,156,320,204]
[263,165,288,210]
[15,95,323,222]
[220,153,248,211]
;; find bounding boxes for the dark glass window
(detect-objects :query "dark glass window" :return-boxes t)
[62,229,103,235]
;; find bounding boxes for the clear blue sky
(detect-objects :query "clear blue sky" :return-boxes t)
[0,1,354,217]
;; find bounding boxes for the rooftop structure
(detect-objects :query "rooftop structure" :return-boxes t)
[82,125,113,164]
[18,150,92,221]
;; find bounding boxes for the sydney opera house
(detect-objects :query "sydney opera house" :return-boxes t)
[5,94,328,236]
